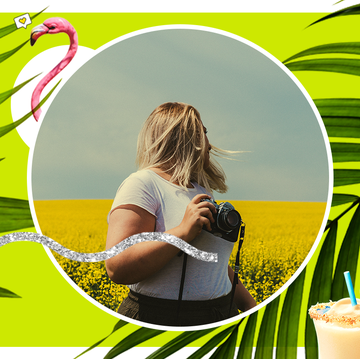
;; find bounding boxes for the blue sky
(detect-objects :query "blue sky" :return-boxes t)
[32,28,330,202]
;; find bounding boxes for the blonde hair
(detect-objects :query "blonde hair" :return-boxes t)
[136,102,232,193]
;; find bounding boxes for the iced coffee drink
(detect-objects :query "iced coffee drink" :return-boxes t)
[309,298,360,358]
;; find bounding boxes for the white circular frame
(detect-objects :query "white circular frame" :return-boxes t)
[26,24,334,331]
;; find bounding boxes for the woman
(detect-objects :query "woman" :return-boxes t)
[106,102,256,326]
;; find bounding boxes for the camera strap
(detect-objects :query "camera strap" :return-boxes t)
[176,252,188,324]
[228,222,246,316]
[176,222,246,323]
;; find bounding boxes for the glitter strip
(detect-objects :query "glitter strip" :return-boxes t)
[0,232,218,263]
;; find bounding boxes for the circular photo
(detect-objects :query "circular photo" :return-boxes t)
[30,26,331,328]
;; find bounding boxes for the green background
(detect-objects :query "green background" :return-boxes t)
[1,11,358,348]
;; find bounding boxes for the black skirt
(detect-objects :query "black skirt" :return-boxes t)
[117,290,239,326]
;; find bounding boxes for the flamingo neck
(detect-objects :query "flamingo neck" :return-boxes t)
[31,28,79,121]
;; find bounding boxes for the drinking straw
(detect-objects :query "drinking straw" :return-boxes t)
[344,271,357,306]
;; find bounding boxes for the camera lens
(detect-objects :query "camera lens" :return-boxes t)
[218,210,241,231]
[225,210,241,229]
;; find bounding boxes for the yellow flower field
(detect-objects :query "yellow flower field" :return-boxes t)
[34,199,327,312]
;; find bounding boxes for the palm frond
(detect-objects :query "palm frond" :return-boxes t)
[305,223,337,359]
[285,58,360,77]
[237,312,258,359]
[0,74,40,106]
[308,4,360,28]
[0,197,33,233]
[145,327,217,359]
[315,98,360,138]
[284,42,360,64]
[103,327,165,359]
[0,287,21,298]
[0,40,29,64]
[74,320,128,358]
[186,325,239,359]
[330,142,360,162]
[254,296,280,359]
[209,323,240,359]
[315,98,360,116]
[331,204,360,300]
[0,79,61,138]
[334,169,360,187]
[332,194,360,207]
[276,269,306,358]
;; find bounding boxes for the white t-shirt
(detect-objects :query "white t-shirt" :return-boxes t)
[109,169,234,300]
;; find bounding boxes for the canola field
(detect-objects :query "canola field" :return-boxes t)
[34,199,327,312]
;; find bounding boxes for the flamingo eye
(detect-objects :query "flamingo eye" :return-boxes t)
[49,26,55,29]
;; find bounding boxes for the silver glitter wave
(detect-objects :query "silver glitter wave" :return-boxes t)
[0,232,218,263]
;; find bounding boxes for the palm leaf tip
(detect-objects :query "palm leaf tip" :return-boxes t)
[74,320,128,358]
[332,194,360,207]
[0,79,61,139]
[307,4,360,28]
[285,58,360,77]
[0,74,40,106]
[104,327,165,359]
[0,287,21,298]
[0,40,29,64]
[283,42,360,64]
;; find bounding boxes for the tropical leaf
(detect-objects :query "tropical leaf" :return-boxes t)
[314,98,360,138]
[325,197,359,232]
[322,116,360,138]
[331,204,360,301]
[315,98,360,117]
[209,323,240,359]
[74,320,128,358]
[276,269,306,359]
[0,197,33,233]
[284,42,360,64]
[237,312,258,359]
[332,194,360,207]
[334,169,360,187]
[254,296,280,359]
[0,40,29,64]
[330,142,360,162]
[0,287,21,298]
[0,7,47,39]
[0,79,61,138]
[305,223,338,359]
[308,4,360,28]
[185,324,238,359]
[145,327,217,359]
[103,327,165,359]
[285,58,360,77]
[0,74,40,106]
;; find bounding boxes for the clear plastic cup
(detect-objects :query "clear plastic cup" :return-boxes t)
[309,298,360,359]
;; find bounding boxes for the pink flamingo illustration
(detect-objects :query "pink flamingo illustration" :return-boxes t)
[30,18,78,121]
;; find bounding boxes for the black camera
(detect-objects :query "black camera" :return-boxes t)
[201,198,242,242]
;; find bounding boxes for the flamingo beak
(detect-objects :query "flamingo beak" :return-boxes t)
[30,24,49,46]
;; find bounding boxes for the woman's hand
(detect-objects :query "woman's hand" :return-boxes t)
[168,194,217,243]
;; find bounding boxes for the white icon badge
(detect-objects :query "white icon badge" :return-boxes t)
[14,13,32,29]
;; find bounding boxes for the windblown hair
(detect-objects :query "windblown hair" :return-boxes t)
[136,102,232,193]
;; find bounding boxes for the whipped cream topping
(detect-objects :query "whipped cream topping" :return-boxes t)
[309,298,360,328]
